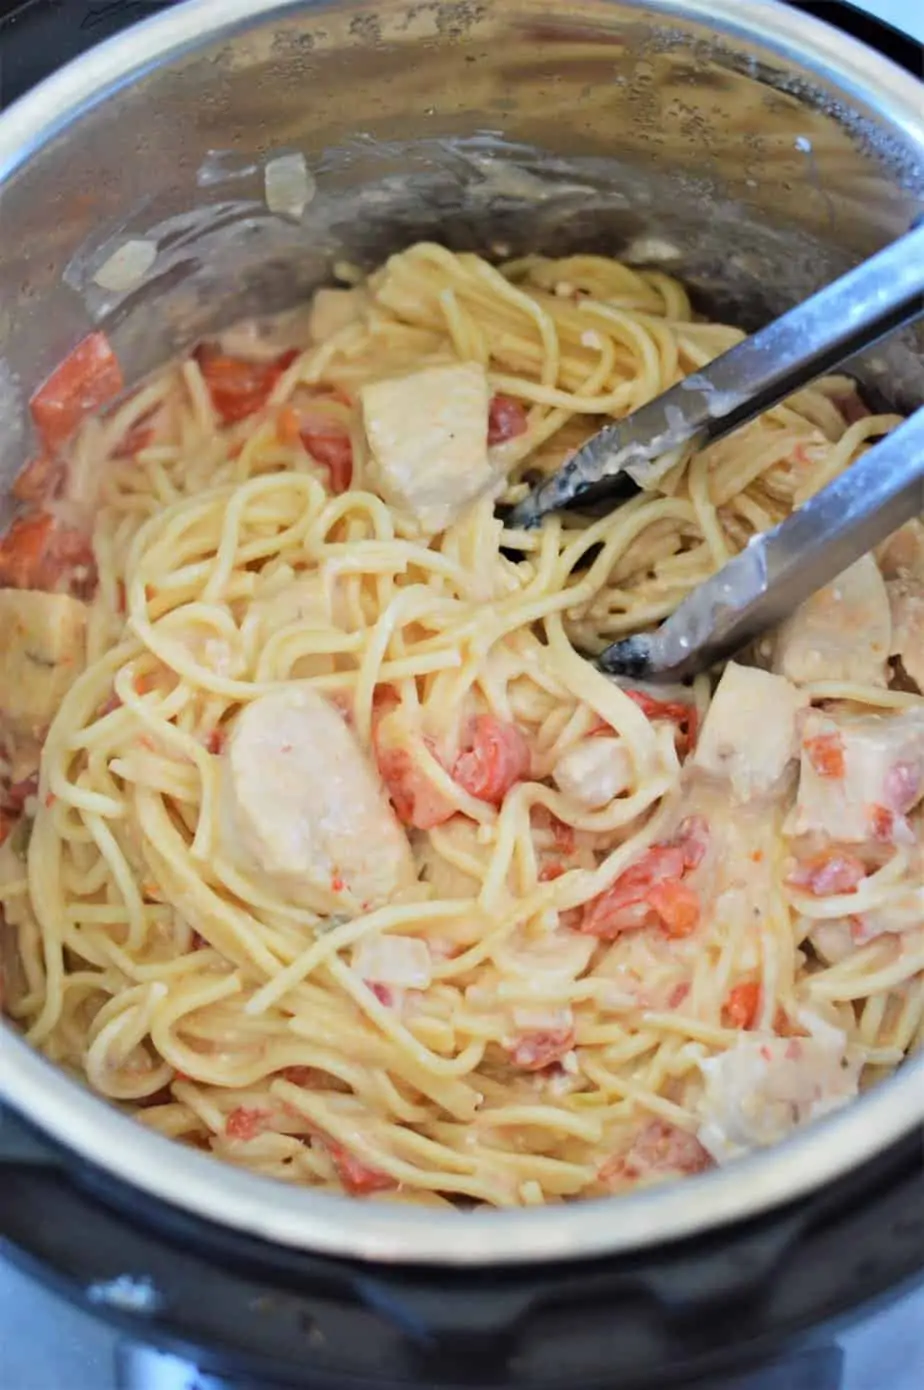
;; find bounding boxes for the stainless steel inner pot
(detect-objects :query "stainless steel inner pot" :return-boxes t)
[0,0,921,1266]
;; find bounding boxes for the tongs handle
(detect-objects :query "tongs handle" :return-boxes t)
[508,221,924,527]
[597,406,924,683]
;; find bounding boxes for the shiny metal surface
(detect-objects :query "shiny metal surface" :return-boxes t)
[598,406,924,679]
[509,222,924,527]
[0,0,923,1265]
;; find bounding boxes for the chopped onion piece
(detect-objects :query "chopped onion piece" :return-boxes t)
[264,153,315,219]
[352,933,432,989]
[93,240,157,292]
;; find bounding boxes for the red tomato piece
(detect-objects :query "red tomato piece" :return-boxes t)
[787,851,866,897]
[299,426,353,494]
[804,732,846,779]
[12,453,65,504]
[30,331,123,453]
[539,862,568,882]
[667,982,690,1009]
[487,394,528,445]
[374,741,456,830]
[0,511,94,594]
[624,688,698,756]
[195,346,297,424]
[453,716,530,805]
[580,845,687,940]
[646,879,700,937]
[206,728,226,755]
[722,981,761,1030]
[868,804,896,842]
[507,1028,575,1072]
[600,1121,712,1184]
[326,1142,395,1196]
[225,1107,271,1141]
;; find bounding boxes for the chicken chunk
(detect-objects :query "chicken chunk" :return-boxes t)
[360,362,495,532]
[308,287,369,344]
[693,663,807,801]
[793,707,924,844]
[218,688,416,908]
[0,588,87,747]
[696,1035,861,1163]
[772,554,891,687]
[553,736,633,809]
[887,578,924,691]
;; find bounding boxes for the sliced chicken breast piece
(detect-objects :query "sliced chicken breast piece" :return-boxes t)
[696,1035,861,1163]
[553,735,633,809]
[693,663,807,801]
[772,554,891,687]
[887,578,924,691]
[0,588,87,746]
[218,688,416,908]
[360,362,495,533]
[793,707,924,844]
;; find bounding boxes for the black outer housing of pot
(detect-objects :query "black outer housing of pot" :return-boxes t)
[0,3,922,1387]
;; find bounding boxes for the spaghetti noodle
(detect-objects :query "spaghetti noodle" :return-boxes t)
[0,242,921,1206]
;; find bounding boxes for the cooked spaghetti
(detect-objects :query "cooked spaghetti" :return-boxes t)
[1,242,922,1206]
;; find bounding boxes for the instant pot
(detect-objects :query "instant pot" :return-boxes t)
[0,3,922,1387]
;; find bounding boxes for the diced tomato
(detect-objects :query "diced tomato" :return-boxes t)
[374,741,456,830]
[668,982,690,1009]
[30,331,123,452]
[453,716,531,806]
[580,844,688,940]
[539,862,568,882]
[276,404,302,445]
[367,981,395,1008]
[195,345,297,425]
[804,732,846,779]
[206,728,225,755]
[787,851,866,897]
[868,804,896,842]
[507,1028,575,1072]
[487,394,528,445]
[12,453,65,504]
[624,688,698,756]
[722,981,761,1030]
[326,1141,395,1195]
[646,879,700,937]
[599,1121,712,1184]
[0,511,95,593]
[299,426,353,494]
[225,1107,271,1141]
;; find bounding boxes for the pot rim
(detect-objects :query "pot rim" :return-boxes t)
[1,0,923,1265]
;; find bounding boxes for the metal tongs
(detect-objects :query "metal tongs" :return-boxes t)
[506,222,924,682]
